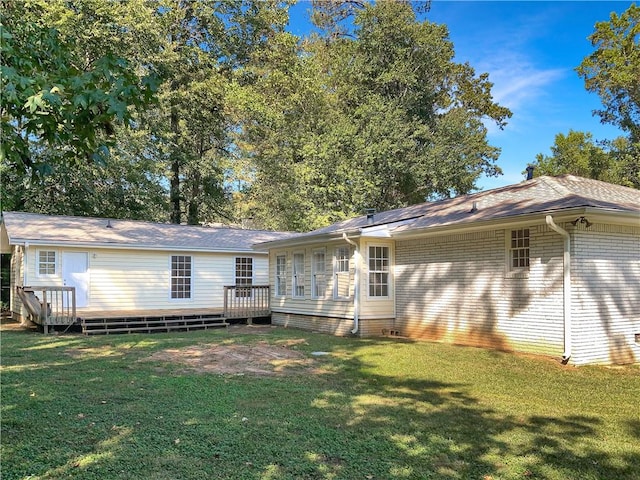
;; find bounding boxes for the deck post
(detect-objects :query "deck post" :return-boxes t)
[223,286,229,318]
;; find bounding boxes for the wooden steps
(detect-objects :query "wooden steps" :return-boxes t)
[81,313,229,335]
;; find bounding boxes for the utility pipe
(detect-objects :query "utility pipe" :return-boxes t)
[545,215,572,363]
[342,233,360,335]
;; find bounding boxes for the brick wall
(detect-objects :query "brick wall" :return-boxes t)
[571,223,640,365]
[271,312,393,338]
[395,226,566,357]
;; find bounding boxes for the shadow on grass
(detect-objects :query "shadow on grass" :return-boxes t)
[1,328,638,480]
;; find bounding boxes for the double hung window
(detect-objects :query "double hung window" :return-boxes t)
[235,257,253,298]
[171,255,192,299]
[333,246,351,299]
[368,246,389,297]
[293,253,305,298]
[275,255,286,297]
[312,249,326,298]
[509,229,530,270]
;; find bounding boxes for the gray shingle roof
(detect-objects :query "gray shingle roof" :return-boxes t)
[1,212,295,252]
[258,175,640,246]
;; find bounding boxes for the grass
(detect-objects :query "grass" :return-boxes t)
[1,325,639,480]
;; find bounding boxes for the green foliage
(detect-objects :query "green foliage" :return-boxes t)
[0,124,169,219]
[531,130,640,189]
[0,0,159,174]
[531,130,612,178]
[577,4,640,142]
[2,0,511,228]
[1,327,639,479]
[234,1,510,230]
[535,4,640,190]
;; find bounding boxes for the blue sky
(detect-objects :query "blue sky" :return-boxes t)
[288,1,632,191]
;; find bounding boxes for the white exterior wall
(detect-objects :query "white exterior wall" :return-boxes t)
[269,238,395,335]
[269,240,356,319]
[395,225,567,357]
[571,223,640,365]
[10,245,24,320]
[18,245,267,312]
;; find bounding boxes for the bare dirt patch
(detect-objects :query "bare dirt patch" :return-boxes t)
[141,341,316,376]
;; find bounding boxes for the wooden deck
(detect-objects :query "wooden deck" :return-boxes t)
[22,285,272,335]
[77,308,230,335]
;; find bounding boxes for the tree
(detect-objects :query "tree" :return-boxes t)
[134,0,290,224]
[576,4,640,142]
[0,131,168,219]
[235,1,511,230]
[0,0,159,176]
[530,130,612,177]
[530,130,640,189]
[535,3,640,190]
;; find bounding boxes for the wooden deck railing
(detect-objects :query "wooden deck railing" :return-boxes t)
[16,286,76,333]
[223,285,270,321]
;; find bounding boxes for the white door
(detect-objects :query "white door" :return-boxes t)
[62,252,89,308]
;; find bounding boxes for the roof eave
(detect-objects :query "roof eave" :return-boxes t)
[390,206,640,240]
[6,239,268,255]
[253,229,361,251]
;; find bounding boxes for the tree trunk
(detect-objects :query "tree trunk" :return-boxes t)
[169,109,181,224]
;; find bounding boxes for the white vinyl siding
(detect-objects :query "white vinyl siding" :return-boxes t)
[312,249,326,299]
[275,254,286,297]
[293,252,305,298]
[170,255,192,299]
[21,247,268,312]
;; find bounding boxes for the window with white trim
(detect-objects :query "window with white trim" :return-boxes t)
[235,257,253,298]
[368,246,389,297]
[509,229,530,270]
[171,255,192,299]
[312,249,326,298]
[38,250,57,275]
[275,255,286,297]
[333,246,351,299]
[293,252,305,298]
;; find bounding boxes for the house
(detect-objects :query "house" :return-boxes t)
[255,175,640,365]
[1,212,293,332]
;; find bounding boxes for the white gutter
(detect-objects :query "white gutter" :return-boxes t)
[8,239,267,255]
[545,215,572,363]
[342,233,360,335]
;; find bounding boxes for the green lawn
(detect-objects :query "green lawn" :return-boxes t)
[1,324,639,480]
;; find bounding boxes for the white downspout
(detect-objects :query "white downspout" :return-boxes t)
[342,233,360,335]
[545,216,572,363]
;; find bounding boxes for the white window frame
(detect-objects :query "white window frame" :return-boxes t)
[508,228,530,272]
[275,254,287,297]
[368,245,390,298]
[235,257,254,298]
[170,255,192,300]
[292,252,305,298]
[311,248,327,299]
[333,246,351,300]
[37,250,58,277]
